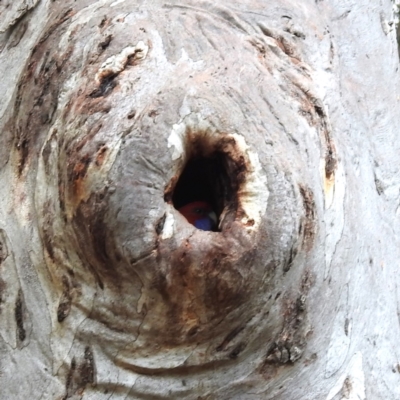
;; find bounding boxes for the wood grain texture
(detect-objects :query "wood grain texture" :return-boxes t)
[0,0,399,399]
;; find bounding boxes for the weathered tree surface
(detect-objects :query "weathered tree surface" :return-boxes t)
[1,0,400,399]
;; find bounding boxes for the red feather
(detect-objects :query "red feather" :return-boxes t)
[178,201,216,227]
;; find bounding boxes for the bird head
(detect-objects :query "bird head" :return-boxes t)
[178,201,217,231]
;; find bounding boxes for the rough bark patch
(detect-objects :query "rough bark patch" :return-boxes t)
[0,230,9,263]
[216,325,245,352]
[284,245,298,274]
[63,347,95,399]
[41,200,56,261]
[15,289,26,342]
[57,276,72,323]
[11,8,74,175]
[260,270,313,375]
[299,185,316,252]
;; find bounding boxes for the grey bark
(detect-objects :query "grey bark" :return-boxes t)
[0,0,400,399]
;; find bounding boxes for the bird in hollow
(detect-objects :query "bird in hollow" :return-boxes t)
[178,201,217,231]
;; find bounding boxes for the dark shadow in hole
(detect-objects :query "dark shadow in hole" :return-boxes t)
[172,153,236,231]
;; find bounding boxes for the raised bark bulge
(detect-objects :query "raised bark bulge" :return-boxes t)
[0,0,399,399]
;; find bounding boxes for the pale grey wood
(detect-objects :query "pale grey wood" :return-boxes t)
[0,0,399,399]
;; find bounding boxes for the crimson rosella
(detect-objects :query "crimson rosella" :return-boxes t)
[178,201,217,231]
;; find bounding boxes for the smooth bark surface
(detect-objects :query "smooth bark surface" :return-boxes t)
[0,0,400,399]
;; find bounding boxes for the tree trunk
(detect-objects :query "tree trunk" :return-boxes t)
[1,0,400,399]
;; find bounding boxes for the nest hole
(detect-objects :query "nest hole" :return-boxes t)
[170,148,240,231]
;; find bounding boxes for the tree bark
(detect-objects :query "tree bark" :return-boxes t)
[1,0,400,399]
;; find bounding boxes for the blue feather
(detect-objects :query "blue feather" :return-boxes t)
[194,217,214,231]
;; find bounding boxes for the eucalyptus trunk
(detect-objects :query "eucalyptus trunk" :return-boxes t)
[1,0,400,399]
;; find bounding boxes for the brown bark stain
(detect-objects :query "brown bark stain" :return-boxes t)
[260,270,314,374]
[11,9,74,176]
[63,347,95,399]
[299,185,316,252]
[153,225,255,346]
[42,200,56,261]
[15,289,26,342]
[63,124,110,212]
[283,245,298,274]
[98,16,110,29]
[98,34,112,52]
[294,84,337,198]
[228,342,247,359]
[31,9,75,57]
[41,128,58,176]
[323,164,336,206]
[324,146,337,180]
[94,144,109,167]
[64,84,113,118]
[258,24,303,63]
[70,193,112,290]
[323,146,337,207]
[341,377,353,398]
[88,76,118,99]
[70,154,92,200]
[83,37,149,101]
[0,230,9,263]
[216,325,245,352]
[57,276,72,323]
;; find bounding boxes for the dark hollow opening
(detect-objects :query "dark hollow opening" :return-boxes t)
[172,152,237,231]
